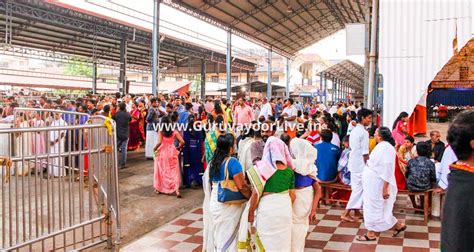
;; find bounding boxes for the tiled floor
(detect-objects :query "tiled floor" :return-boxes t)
[122,195,441,252]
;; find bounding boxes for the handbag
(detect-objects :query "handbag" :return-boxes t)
[217,158,246,204]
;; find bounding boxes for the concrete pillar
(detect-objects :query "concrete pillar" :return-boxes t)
[200,59,206,100]
[285,57,290,99]
[226,30,232,100]
[92,62,97,94]
[267,48,272,99]
[119,35,127,94]
[152,0,161,96]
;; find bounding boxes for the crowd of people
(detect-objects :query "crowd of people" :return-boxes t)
[1,91,473,251]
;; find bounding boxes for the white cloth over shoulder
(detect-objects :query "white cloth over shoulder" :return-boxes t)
[290,138,317,178]
[238,138,255,172]
[362,141,398,232]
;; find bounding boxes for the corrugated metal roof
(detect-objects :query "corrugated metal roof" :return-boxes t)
[164,0,366,56]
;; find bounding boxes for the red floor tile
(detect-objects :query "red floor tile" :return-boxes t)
[349,243,377,252]
[405,219,426,226]
[428,226,441,233]
[178,227,201,235]
[338,221,362,228]
[192,208,203,214]
[313,226,337,233]
[192,245,203,252]
[172,219,194,226]
[330,234,354,242]
[429,240,440,249]
[403,247,430,252]
[184,235,203,244]
[305,239,327,249]
[323,214,342,221]
[377,237,404,246]
[404,231,429,240]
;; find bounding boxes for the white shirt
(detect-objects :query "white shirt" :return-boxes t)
[282,105,298,126]
[438,146,457,189]
[331,132,341,147]
[259,102,273,120]
[348,124,369,173]
[49,118,67,142]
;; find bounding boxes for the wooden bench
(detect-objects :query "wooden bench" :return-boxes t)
[319,182,436,224]
[318,181,351,206]
[397,189,434,224]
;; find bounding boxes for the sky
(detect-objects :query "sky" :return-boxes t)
[60,0,364,65]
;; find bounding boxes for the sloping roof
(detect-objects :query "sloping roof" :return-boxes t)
[0,0,256,72]
[164,0,366,56]
[431,38,474,88]
[218,81,285,93]
[317,60,364,93]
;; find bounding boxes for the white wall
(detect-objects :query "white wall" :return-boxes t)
[379,0,472,126]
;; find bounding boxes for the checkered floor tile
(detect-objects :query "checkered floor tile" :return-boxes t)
[122,196,441,252]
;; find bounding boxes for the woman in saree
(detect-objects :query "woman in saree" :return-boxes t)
[357,127,407,241]
[289,138,321,252]
[394,136,416,190]
[138,100,146,141]
[128,102,142,150]
[392,112,409,146]
[204,115,230,165]
[244,136,295,251]
[202,133,251,251]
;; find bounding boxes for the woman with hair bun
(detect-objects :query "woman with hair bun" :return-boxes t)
[357,126,407,241]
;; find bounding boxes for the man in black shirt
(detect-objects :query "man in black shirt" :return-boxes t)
[425,130,445,162]
[113,102,131,168]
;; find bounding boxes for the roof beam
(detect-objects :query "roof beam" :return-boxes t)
[346,0,361,23]
[339,0,355,23]
[229,0,277,27]
[355,0,365,23]
[253,0,321,37]
[321,0,346,27]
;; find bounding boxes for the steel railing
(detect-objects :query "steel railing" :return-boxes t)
[0,108,120,251]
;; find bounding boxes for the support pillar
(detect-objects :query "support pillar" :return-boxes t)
[246,70,251,96]
[319,73,323,102]
[200,59,206,100]
[323,73,328,104]
[152,0,161,96]
[119,35,127,95]
[267,48,272,99]
[285,57,290,99]
[368,0,379,109]
[226,30,232,100]
[92,62,97,94]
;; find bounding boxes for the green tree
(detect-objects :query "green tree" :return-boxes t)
[64,59,95,77]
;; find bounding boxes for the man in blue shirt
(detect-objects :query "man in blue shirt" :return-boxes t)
[315,129,341,182]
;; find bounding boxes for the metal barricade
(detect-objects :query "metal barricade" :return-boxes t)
[0,108,121,251]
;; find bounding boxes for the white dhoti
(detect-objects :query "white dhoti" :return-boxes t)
[346,171,363,209]
[145,130,157,158]
[209,184,244,252]
[362,168,397,231]
[292,186,313,252]
[49,140,65,177]
[256,193,292,251]
[14,130,33,176]
[362,141,398,232]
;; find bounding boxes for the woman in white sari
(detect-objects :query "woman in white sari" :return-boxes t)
[289,138,321,252]
[203,133,251,251]
[357,127,407,241]
[246,136,295,251]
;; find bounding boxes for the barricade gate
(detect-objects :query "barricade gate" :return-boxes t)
[0,108,121,251]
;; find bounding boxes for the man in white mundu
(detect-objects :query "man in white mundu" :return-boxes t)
[341,108,372,222]
[49,112,67,177]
